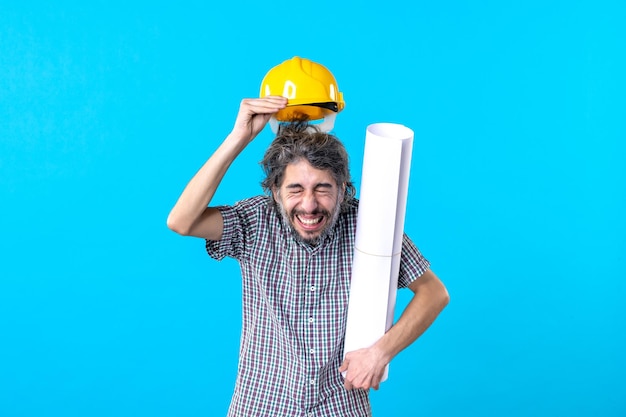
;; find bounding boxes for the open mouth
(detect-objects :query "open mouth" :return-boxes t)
[294,213,326,232]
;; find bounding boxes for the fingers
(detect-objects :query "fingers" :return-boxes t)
[344,377,374,391]
[240,96,287,114]
[230,97,288,141]
[341,362,381,391]
[341,363,375,391]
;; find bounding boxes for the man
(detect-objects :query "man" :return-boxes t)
[167,96,449,416]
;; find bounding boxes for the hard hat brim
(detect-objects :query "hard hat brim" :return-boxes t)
[275,102,342,122]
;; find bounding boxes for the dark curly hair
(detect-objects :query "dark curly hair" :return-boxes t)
[260,118,356,211]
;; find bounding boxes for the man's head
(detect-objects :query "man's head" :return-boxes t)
[260,120,356,245]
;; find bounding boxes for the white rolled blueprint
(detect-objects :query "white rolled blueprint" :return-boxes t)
[343,123,414,382]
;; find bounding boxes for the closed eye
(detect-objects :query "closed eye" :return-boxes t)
[284,184,303,196]
[284,183,335,196]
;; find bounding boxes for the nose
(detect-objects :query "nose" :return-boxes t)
[300,191,318,212]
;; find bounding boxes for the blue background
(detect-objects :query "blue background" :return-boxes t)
[1,1,624,416]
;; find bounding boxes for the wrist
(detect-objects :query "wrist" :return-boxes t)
[222,131,251,154]
[372,338,393,365]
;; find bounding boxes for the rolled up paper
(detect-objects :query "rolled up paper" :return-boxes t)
[343,123,414,382]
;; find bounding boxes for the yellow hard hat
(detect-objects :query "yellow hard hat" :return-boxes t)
[260,56,345,123]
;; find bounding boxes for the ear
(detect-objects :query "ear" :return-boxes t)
[336,182,346,204]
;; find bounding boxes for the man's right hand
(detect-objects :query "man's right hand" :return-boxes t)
[231,96,287,143]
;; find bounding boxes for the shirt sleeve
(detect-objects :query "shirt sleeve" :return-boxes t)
[205,205,241,261]
[204,196,265,261]
[397,233,431,288]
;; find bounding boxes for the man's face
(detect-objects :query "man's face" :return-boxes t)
[274,159,343,245]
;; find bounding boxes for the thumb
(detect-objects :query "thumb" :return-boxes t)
[338,358,349,373]
[248,113,273,139]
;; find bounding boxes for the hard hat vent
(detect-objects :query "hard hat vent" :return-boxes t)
[283,80,296,99]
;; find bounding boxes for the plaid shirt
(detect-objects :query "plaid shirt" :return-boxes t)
[206,195,430,417]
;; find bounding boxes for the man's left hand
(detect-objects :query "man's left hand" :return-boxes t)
[339,346,388,391]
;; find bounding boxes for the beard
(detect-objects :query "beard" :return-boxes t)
[276,194,343,246]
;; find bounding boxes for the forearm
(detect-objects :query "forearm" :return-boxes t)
[167,133,247,235]
[374,270,449,363]
[167,96,287,236]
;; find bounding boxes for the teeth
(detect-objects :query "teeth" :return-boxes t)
[297,216,322,225]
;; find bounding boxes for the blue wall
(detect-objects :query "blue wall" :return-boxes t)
[1,1,624,416]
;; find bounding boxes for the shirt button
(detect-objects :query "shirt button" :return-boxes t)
[309,348,315,354]
[310,285,316,291]
[310,378,316,385]
[308,317,314,323]
[308,413,314,417]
